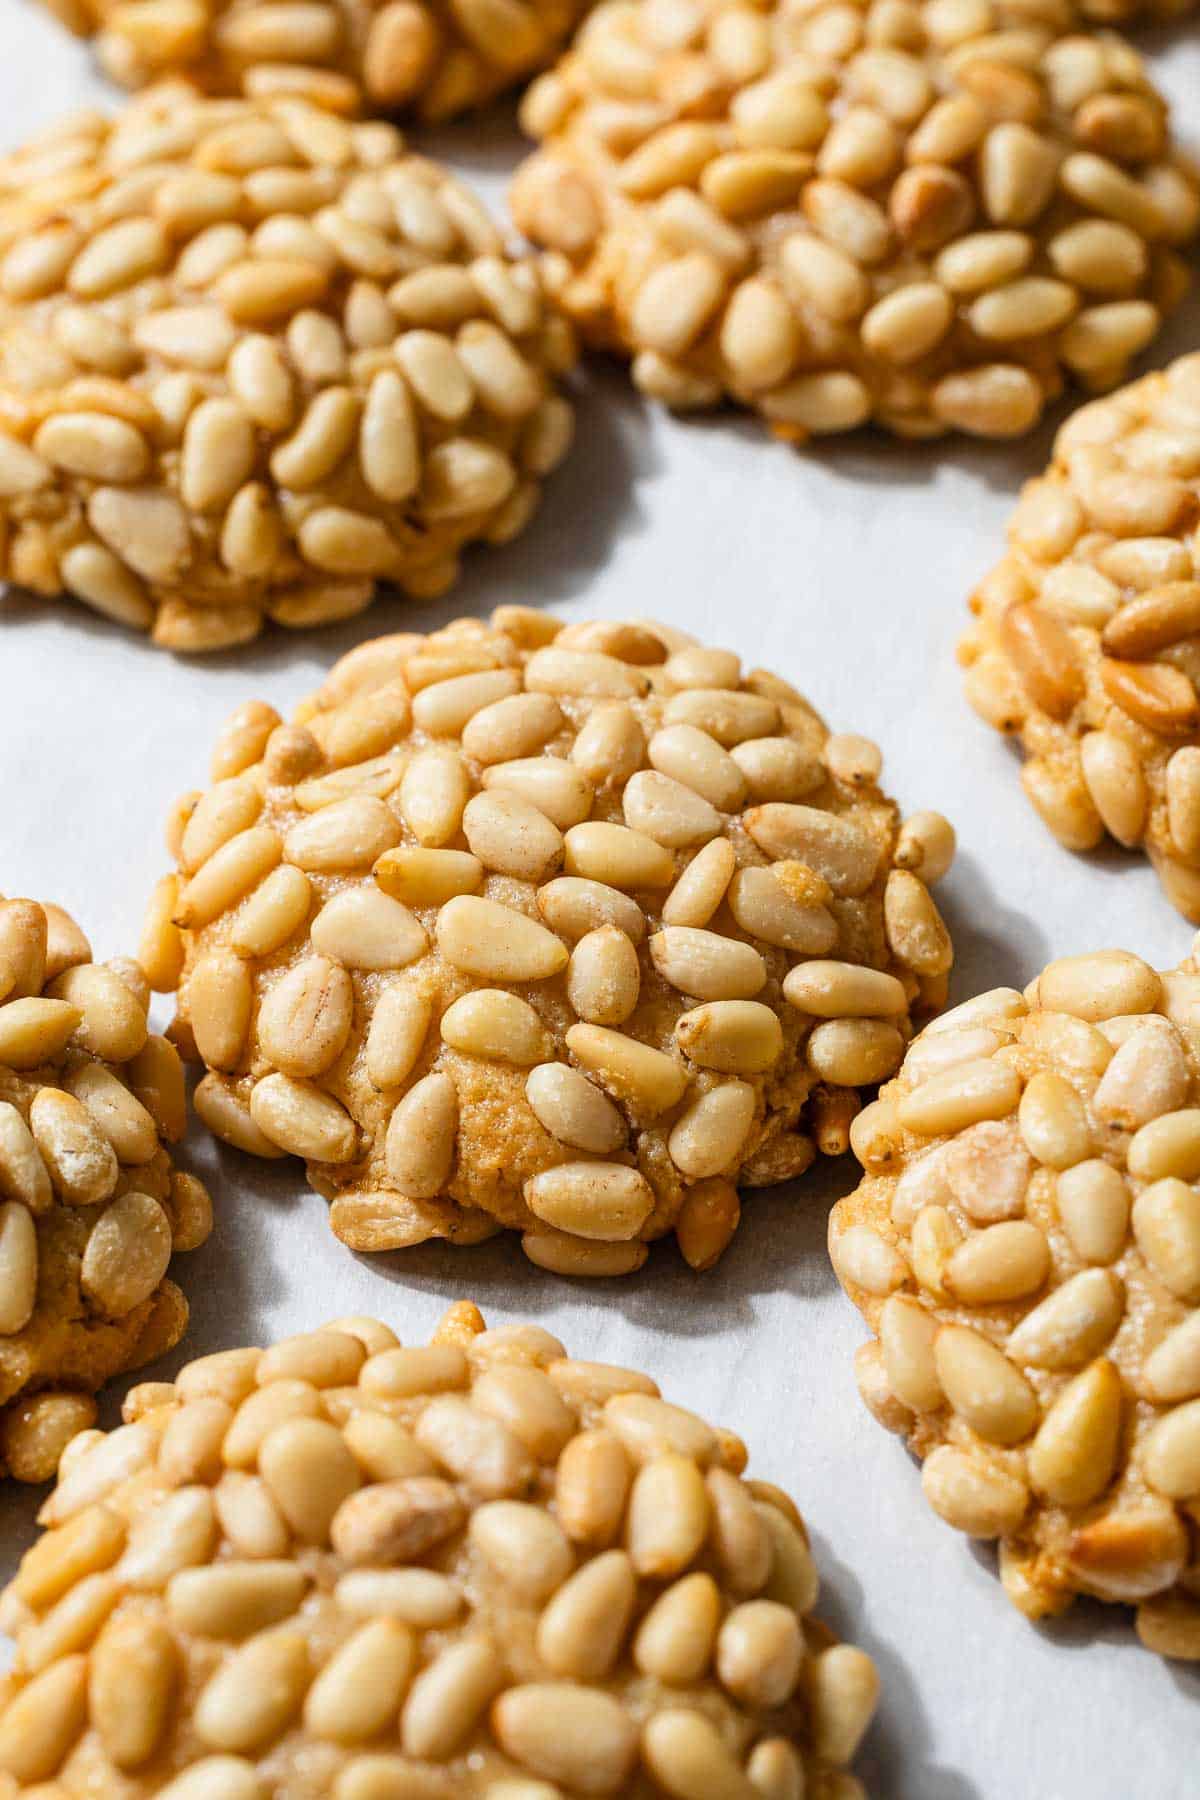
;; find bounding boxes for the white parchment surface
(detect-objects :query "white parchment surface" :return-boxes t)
[3,9,1200,1794]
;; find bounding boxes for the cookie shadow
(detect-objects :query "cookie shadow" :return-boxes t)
[808,1527,983,1800]
[935,847,1053,1000]
[347,1133,852,1341]
[1028,1575,1200,1697]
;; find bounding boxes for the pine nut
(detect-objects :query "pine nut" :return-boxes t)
[522,1231,649,1277]
[0,1653,88,1782]
[564,822,675,890]
[167,1561,309,1639]
[605,1394,717,1466]
[555,1429,632,1546]
[437,896,568,981]
[675,1000,783,1074]
[250,1074,357,1163]
[526,1064,625,1153]
[493,1683,638,1792]
[897,1058,1021,1134]
[651,927,766,1001]
[808,1018,905,1086]
[386,1072,457,1198]
[537,877,646,944]
[668,1082,756,1178]
[526,1162,655,1240]
[1132,1179,1200,1301]
[375,847,483,907]
[441,989,552,1064]
[934,1326,1038,1444]
[784,962,908,1018]
[470,1499,573,1598]
[312,887,426,969]
[641,1706,754,1799]
[566,1024,688,1114]
[1029,1358,1123,1506]
[1128,1110,1200,1182]
[463,789,564,882]
[259,1416,360,1542]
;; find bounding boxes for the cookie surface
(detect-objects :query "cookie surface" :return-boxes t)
[512,0,1200,442]
[960,352,1200,920]
[0,86,575,653]
[0,896,211,1486]
[143,609,955,1273]
[0,1301,881,1796]
[830,946,1200,1659]
[37,0,587,123]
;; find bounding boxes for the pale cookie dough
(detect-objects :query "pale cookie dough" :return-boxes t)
[0,1302,882,1797]
[35,0,587,124]
[830,946,1200,1660]
[0,895,211,1486]
[0,87,575,654]
[511,0,1200,442]
[141,609,956,1273]
[960,352,1200,921]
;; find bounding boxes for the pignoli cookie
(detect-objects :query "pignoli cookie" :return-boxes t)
[0,1301,880,1795]
[512,0,1200,441]
[0,85,575,653]
[35,0,588,124]
[961,352,1200,920]
[144,610,956,1271]
[831,944,1200,1658]
[0,894,211,1485]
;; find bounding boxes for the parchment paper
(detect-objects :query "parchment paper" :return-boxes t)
[3,9,1199,1793]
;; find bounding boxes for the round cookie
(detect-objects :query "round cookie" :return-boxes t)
[0,894,211,1485]
[0,86,575,654]
[511,0,1200,442]
[142,609,957,1273]
[830,946,1200,1659]
[0,1302,881,1796]
[960,351,1200,921]
[36,0,587,124]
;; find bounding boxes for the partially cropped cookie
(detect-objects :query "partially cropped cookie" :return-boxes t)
[0,1304,880,1797]
[0,895,210,1486]
[512,0,1200,441]
[37,0,586,124]
[143,610,955,1272]
[0,87,575,654]
[960,352,1200,920]
[831,947,1200,1660]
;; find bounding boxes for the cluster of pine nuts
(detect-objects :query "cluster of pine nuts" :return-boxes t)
[511,0,1200,442]
[0,85,575,654]
[961,351,1200,921]
[38,0,588,125]
[0,895,211,1488]
[831,944,1200,1660]
[140,609,955,1273]
[0,1301,880,1795]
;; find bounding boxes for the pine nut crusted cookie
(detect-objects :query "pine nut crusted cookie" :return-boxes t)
[0,1303,881,1797]
[831,947,1200,1659]
[0,895,211,1487]
[961,352,1200,920]
[511,0,1200,442]
[36,0,587,125]
[142,610,956,1273]
[0,88,575,655]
